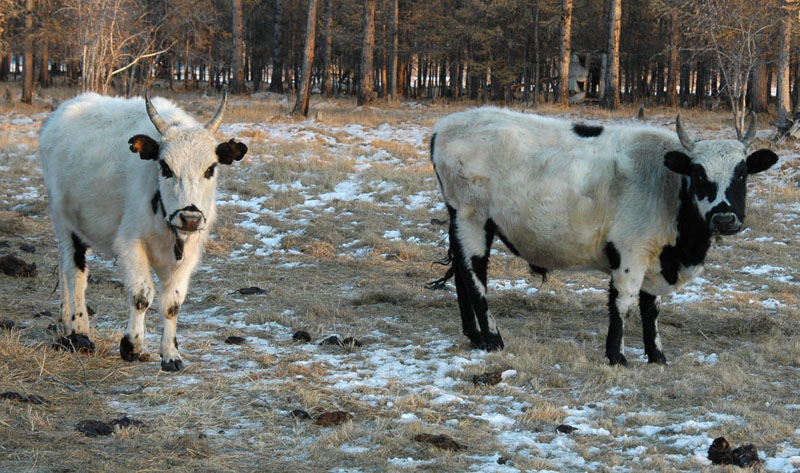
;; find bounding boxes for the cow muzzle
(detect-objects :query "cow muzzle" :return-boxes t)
[710,212,741,235]
[170,205,206,233]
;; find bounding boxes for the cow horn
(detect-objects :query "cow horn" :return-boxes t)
[145,90,170,135]
[740,112,757,147]
[205,89,227,133]
[675,114,695,152]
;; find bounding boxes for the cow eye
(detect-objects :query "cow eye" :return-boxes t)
[204,164,217,179]
[159,160,174,179]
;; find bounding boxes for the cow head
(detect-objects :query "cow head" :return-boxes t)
[663,114,778,235]
[128,90,247,233]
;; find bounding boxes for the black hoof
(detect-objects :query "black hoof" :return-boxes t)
[161,359,185,372]
[483,332,504,351]
[53,333,95,353]
[608,354,628,367]
[647,352,667,365]
[119,335,139,362]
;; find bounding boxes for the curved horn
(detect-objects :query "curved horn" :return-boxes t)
[740,112,757,147]
[145,90,169,135]
[675,114,695,152]
[205,89,227,133]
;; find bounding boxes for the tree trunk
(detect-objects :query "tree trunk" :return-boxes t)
[776,0,792,123]
[231,0,245,93]
[387,0,398,101]
[602,0,621,109]
[21,0,34,104]
[293,0,318,116]
[321,0,333,96]
[666,6,679,107]
[208,27,214,91]
[39,38,49,87]
[556,0,572,105]
[183,36,191,91]
[357,0,376,106]
[533,0,540,105]
[749,63,768,113]
[270,0,284,92]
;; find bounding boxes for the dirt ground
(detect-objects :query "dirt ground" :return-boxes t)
[1,86,799,472]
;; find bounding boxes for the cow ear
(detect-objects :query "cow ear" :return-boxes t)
[216,139,248,165]
[664,151,692,176]
[128,135,160,160]
[746,149,778,175]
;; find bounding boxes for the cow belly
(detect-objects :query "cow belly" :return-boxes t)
[642,264,704,296]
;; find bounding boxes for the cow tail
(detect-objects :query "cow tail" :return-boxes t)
[426,246,454,290]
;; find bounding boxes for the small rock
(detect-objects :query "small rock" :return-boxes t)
[732,444,760,468]
[556,424,578,435]
[224,336,247,345]
[0,319,15,330]
[0,255,37,277]
[76,420,113,437]
[497,457,510,465]
[472,369,503,386]
[413,433,466,451]
[316,411,352,426]
[19,244,36,253]
[320,335,342,347]
[292,330,312,342]
[708,437,733,465]
[290,409,311,420]
[237,286,267,295]
[52,333,95,353]
[342,337,363,347]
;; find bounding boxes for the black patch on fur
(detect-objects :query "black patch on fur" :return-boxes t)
[133,293,150,312]
[572,123,604,138]
[151,190,166,217]
[158,160,174,179]
[119,335,138,362]
[604,242,621,270]
[605,283,627,366]
[692,165,717,202]
[173,237,184,260]
[639,291,667,364]
[216,139,248,165]
[173,336,178,350]
[166,304,179,319]
[204,163,217,179]
[659,179,712,285]
[430,133,437,161]
[71,232,88,272]
[723,161,748,220]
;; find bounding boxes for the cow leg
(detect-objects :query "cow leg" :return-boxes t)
[119,244,154,362]
[156,256,197,372]
[639,291,667,364]
[448,206,503,351]
[55,229,94,351]
[606,270,645,367]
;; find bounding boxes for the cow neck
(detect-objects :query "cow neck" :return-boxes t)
[659,177,712,284]
[151,188,184,261]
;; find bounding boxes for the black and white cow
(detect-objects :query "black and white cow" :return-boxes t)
[39,91,247,371]
[430,108,778,365]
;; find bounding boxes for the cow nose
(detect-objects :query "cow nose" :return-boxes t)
[178,212,202,232]
[711,213,740,234]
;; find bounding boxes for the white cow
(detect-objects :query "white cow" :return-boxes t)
[430,108,778,365]
[39,91,247,371]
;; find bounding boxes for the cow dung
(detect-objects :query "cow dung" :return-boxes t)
[320,335,342,347]
[292,330,312,343]
[0,255,37,277]
[237,286,267,295]
[52,333,96,353]
[1,391,49,405]
[472,369,504,386]
[708,437,733,465]
[224,335,247,345]
[342,337,363,347]
[76,416,145,437]
[316,411,352,426]
[413,433,466,451]
[20,244,36,253]
[732,444,760,468]
[0,319,15,330]
[290,409,311,420]
[556,424,578,435]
